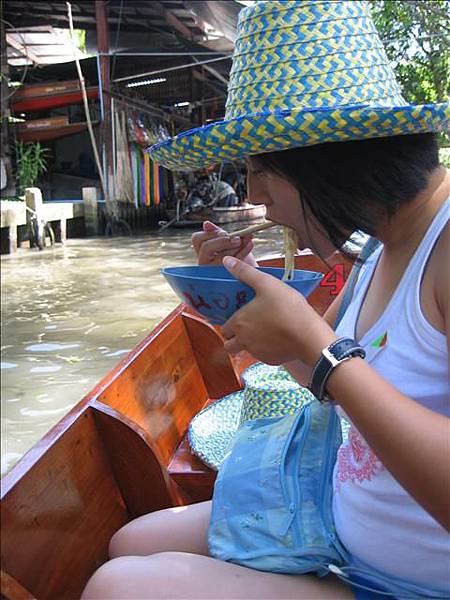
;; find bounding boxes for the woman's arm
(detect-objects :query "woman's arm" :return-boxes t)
[327,357,450,532]
[283,272,348,384]
[327,231,450,531]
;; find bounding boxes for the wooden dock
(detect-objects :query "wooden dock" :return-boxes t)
[0,197,84,254]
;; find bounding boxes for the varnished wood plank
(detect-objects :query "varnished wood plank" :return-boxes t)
[0,571,35,600]
[97,314,209,466]
[168,436,216,504]
[1,409,128,600]
[0,305,189,495]
[182,314,242,399]
[92,403,190,517]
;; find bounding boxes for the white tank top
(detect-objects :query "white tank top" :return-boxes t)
[333,198,449,590]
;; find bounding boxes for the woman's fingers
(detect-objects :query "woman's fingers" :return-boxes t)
[197,236,243,265]
[223,336,243,355]
[191,229,227,252]
[221,314,236,341]
[203,220,222,232]
[234,240,254,261]
[191,222,256,266]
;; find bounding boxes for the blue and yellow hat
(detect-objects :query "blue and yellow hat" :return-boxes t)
[149,0,449,171]
[188,362,314,470]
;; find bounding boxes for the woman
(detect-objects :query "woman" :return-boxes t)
[82,1,449,598]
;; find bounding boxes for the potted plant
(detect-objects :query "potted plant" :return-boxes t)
[15,141,50,196]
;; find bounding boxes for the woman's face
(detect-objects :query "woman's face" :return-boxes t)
[246,157,336,256]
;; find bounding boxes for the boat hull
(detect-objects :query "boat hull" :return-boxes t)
[16,121,98,142]
[168,203,266,227]
[11,86,99,114]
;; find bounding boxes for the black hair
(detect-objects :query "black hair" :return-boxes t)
[256,133,440,253]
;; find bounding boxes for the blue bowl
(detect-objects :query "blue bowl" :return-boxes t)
[161,265,323,325]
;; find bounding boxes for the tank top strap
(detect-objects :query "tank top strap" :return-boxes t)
[406,198,449,283]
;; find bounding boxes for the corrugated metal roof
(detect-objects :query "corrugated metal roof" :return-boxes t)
[6,26,88,66]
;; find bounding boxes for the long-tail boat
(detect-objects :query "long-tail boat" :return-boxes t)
[0,252,351,600]
[15,121,99,143]
[10,80,99,114]
[166,204,267,228]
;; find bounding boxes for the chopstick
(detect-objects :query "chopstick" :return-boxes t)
[230,221,278,237]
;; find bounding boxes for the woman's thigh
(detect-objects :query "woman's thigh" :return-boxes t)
[109,500,211,558]
[82,551,354,600]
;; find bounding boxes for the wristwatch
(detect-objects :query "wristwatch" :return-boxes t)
[309,337,365,403]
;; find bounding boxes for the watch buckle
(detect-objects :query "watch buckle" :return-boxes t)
[322,347,340,368]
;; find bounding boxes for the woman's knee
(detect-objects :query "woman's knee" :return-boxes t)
[108,523,132,558]
[81,556,131,599]
[108,508,183,558]
[108,502,211,559]
[81,553,190,600]
[108,511,164,558]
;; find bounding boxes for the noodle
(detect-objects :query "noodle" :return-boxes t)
[282,227,298,281]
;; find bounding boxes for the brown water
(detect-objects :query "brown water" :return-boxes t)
[1,227,284,476]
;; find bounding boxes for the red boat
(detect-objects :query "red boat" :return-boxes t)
[11,80,99,114]
[16,121,99,142]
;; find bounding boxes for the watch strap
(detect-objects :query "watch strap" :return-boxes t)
[310,337,365,402]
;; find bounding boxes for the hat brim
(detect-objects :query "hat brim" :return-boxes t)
[188,390,244,471]
[149,102,449,171]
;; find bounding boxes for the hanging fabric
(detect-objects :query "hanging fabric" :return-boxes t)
[130,145,139,207]
[126,114,176,208]
[114,110,134,203]
[144,152,151,206]
[153,160,160,205]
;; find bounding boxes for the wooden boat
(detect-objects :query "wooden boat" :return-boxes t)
[0,252,351,600]
[11,80,99,114]
[16,121,99,143]
[167,203,267,228]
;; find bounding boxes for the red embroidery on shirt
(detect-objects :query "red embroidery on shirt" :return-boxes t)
[335,427,385,491]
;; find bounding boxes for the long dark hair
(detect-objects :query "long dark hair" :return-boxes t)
[256,133,440,253]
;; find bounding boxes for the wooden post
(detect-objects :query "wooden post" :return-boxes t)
[25,187,43,213]
[1,14,15,197]
[95,0,113,207]
[82,187,99,236]
[25,187,44,248]
[0,210,18,254]
[53,218,67,244]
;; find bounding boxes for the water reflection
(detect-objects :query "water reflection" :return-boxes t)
[1,227,284,476]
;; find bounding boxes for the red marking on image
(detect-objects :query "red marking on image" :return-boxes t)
[320,263,345,296]
[182,292,212,310]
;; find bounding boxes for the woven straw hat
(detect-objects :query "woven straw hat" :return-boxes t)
[188,362,314,470]
[149,0,449,171]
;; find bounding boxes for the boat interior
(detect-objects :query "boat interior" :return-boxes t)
[0,253,352,600]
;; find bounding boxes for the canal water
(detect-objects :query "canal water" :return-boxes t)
[1,226,285,476]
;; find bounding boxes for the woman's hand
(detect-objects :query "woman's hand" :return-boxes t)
[191,221,258,266]
[221,256,336,367]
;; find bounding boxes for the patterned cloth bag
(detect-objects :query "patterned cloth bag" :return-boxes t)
[209,399,344,575]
